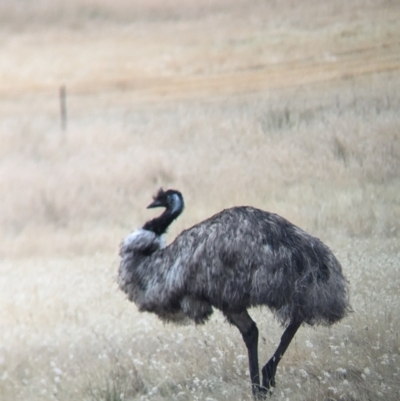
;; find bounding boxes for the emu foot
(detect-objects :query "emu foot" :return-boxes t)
[252,384,268,400]
[261,360,277,391]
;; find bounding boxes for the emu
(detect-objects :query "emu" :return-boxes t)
[118,189,350,397]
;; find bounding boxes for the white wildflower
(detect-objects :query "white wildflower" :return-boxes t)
[381,354,389,365]
[53,367,63,376]
[299,369,308,378]
[364,367,371,375]
[305,340,313,348]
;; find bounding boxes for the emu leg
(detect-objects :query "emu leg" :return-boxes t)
[224,310,264,397]
[261,320,301,390]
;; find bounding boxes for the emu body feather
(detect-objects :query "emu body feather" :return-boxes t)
[119,207,349,325]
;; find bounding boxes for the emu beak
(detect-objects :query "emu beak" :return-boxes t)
[147,199,164,209]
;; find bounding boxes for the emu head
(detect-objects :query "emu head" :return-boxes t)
[141,189,185,237]
[147,188,184,215]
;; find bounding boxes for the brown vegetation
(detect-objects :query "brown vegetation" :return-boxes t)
[0,0,399,400]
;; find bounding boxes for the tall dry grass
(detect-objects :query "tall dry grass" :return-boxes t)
[0,0,245,27]
[1,82,399,258]
[0,0,399,400]
[0,0,392,29]
[0,239,399,401]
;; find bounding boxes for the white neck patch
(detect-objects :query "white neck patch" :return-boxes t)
[123,228,164,249]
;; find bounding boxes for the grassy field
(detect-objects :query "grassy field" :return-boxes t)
[1,1,399,400]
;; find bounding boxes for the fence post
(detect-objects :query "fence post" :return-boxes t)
[60,85,67,132]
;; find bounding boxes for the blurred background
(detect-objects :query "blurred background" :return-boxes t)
[1,0,399,257]
[0,1,399,400]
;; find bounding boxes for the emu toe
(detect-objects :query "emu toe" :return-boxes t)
[253,385,269,400]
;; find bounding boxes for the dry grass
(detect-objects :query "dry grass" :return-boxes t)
[1,241,399,401]
[0,0,400,400]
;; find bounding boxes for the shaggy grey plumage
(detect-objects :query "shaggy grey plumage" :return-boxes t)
[118,189,350,397]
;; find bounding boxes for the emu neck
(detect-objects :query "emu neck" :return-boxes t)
[143,206,182,236]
